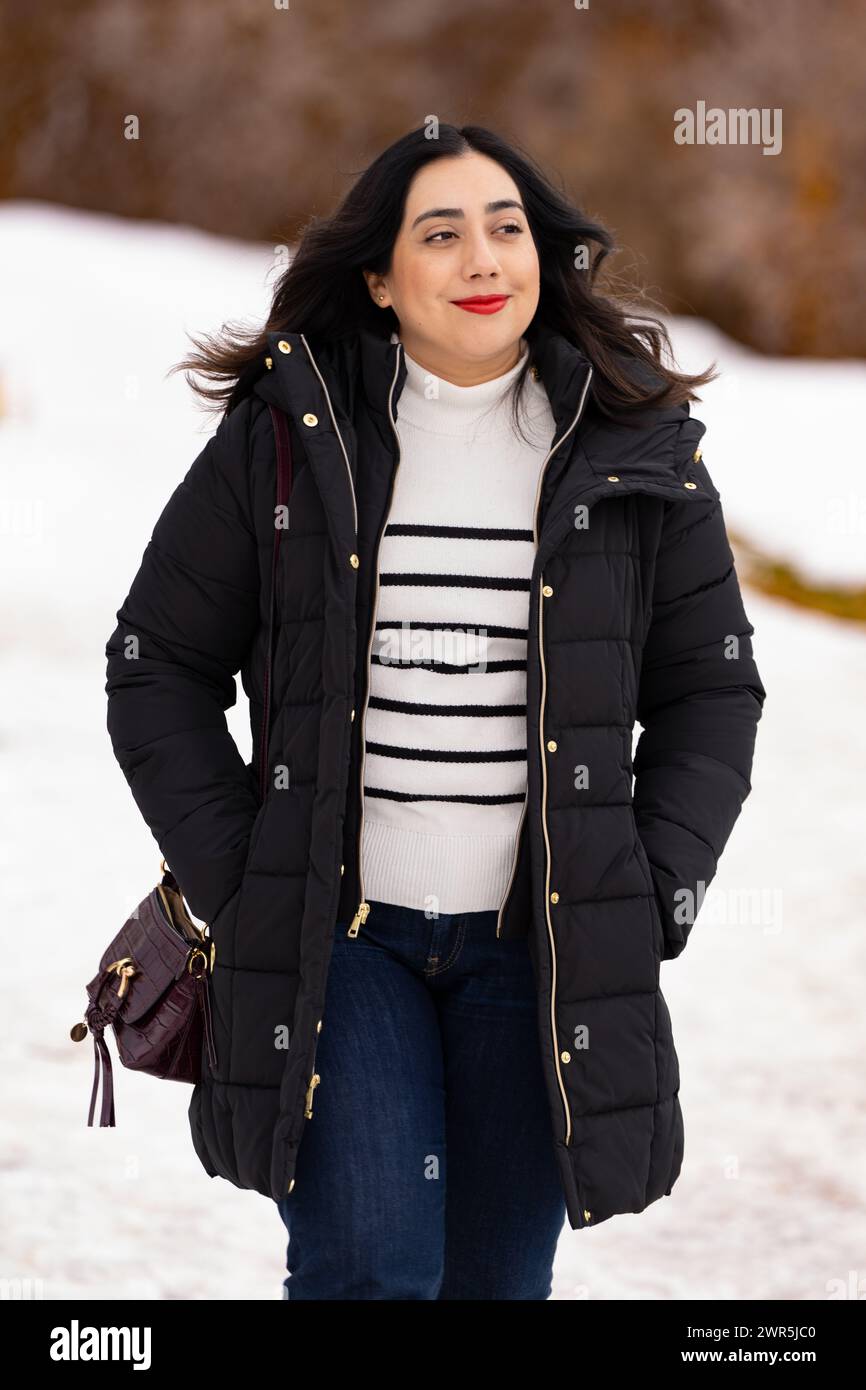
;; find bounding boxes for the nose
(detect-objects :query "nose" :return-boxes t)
[458,226,503,279]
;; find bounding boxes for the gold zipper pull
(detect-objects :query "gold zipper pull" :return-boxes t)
[347,901,370,937]
[304,1072,321,1118]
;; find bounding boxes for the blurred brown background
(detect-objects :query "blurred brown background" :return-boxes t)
[3,0,864,358]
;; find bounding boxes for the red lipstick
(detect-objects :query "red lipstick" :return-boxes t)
[450,294,510,315]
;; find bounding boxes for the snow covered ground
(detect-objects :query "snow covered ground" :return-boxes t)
[1,204,864,1301]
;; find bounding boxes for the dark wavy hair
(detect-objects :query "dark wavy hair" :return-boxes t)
[169,123,717,429]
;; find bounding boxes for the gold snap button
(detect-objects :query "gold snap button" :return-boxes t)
[349,553,359,568]
[560,1050,571,1063]
[547,739,557,752]
[607,475,620,482]
[542,584,553,597]
[693,447,702,462]
[684,481,697,489]
[287,1178,296,1193]
[264,356,273,370]
[278,340,292,354]
[340,863,344,875]
[302,412,318,427]
[350,708,355,720]
[316,1019,323,1032]
[550,891,559,904]
[583,1209,592,1222]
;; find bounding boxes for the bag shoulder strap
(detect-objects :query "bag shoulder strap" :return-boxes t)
[259,405,293,802]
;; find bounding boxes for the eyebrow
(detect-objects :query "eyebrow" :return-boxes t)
[410,199,526,230]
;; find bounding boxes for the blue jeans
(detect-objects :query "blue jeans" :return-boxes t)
[275,898,567,1299]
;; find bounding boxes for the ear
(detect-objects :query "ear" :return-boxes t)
[361,268,385,303]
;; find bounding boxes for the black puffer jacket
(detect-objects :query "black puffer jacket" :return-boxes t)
[105,321,766,1230]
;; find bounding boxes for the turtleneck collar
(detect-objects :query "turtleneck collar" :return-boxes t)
[394,336,548,436]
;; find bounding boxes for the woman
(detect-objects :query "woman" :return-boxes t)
[105,123,766,1299]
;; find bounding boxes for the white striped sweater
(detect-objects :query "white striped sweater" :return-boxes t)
[359,336,557,914]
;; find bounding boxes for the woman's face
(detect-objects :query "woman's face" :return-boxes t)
[364,151,540,385]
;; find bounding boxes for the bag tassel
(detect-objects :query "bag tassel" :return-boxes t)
[82,996,119,1128]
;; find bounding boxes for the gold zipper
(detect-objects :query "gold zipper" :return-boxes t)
[538,574,571,1145]
[285,337,384,1182]
[304,1071,321,1118]
[347,340,405,938]
[532,364,593,1142]
[300,331,359,534]
[495,363,594,941]
[347,901,369,938]
[298,332,393,939]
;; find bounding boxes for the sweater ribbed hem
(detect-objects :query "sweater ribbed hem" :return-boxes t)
[360,818,517,914]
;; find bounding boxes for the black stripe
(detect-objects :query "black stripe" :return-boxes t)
[368,695,527,716]
[380,573,530,590]
[385,522,533,541]
[364,786,527,804]
[370,655,526,673]
[365,741,526,762]
[374,618,527,639]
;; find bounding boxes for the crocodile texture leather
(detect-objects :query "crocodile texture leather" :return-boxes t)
[74,869,218,1126]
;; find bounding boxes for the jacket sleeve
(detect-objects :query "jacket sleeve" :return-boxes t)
[632,433,767,960]
[105,399,263,925]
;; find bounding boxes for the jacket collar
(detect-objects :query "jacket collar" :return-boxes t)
[257,317,695,443]
[255,320,594,428]
[253,319,713,551]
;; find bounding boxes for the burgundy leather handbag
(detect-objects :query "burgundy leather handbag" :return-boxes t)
[71,402,293,1126]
